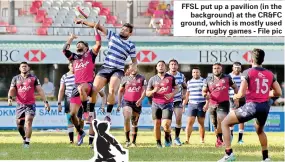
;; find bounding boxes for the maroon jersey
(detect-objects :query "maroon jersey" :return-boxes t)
[147,73,177,104]
[10,74,41,105]
[242,67,275,103]
[63,49,96,84]
[204,74,234,105]
[121,74,147,102]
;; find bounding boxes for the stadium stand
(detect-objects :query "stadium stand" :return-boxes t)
[0,0,173,36]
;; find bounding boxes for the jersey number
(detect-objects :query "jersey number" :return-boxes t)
[255,78,269,94]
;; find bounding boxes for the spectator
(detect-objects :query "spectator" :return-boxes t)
[159,1,167,10]
[42,77,55,97]
[149,6,164,30]
[164,4,173,18]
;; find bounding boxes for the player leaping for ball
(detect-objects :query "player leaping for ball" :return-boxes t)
[62,25,101,146]
[74,19,138,124]
[218,49,282,162]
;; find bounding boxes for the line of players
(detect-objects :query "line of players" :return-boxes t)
[7,18,282,161]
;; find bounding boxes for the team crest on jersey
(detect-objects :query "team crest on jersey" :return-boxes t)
[258,72,266,78]
[221,79,225,83]
[27,79,31,82]
[165,78,169,83]
[137,79,141,83]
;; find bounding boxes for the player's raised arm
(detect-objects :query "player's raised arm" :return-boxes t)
[63,34,77,60]
[91,25,102,55]
[74,19,107,36]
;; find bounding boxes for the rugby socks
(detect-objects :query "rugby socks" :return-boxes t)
[164,131,171,143]
[218,133,223,142]
[106,104,114,117]
[82,101,88,112]
[156,140,162,145]
[89,103,95,115]
[175,127,181,138]
[18,127,25,140]
[89,134,94,145]
[125,131,130,142]
[25,138,30,145]
[225,148,233,156]
[238,130,244,142]
[262,150,268,160]
[68,127,74,143]
[132,126,138,143]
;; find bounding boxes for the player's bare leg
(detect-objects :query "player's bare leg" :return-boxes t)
[197,117,205,143]
[24,115,35,148]
[173,108,183,146]
[216,112,227,147]
[70,103,86,146]
[87,88,97,148]
[218,111,239,161]
[154,119,162,148]
[131,111,140,147]
[255,122,269,161]
[78,83,91,118]
[105,76,121,122]
[16,118,26,143]
[123,106,132,147]
[93,75,108,110]
[185,116,195,144]
[162,119,172,147]
[66,113,75,144]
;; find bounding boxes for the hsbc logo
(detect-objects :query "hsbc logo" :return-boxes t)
[136,50,157,62]
[243,51,252,63]
[24,50,46,62]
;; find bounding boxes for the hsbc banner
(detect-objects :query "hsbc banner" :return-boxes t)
[0,48,283,65]
[0,105,210,130]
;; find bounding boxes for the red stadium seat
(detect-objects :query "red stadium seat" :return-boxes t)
[44,17,53,24]
[29,6,38,15]
[35,14,45,23]
[0,21,9,26]
[158,24,171,35]
[37,9,46,16]
[92,2,102,9]
[99,8,110,16]
[32,1,42,9]
[6,25,17,33]
[107,15,117,25]
[163,18,172,26]
[37,27,47,35]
